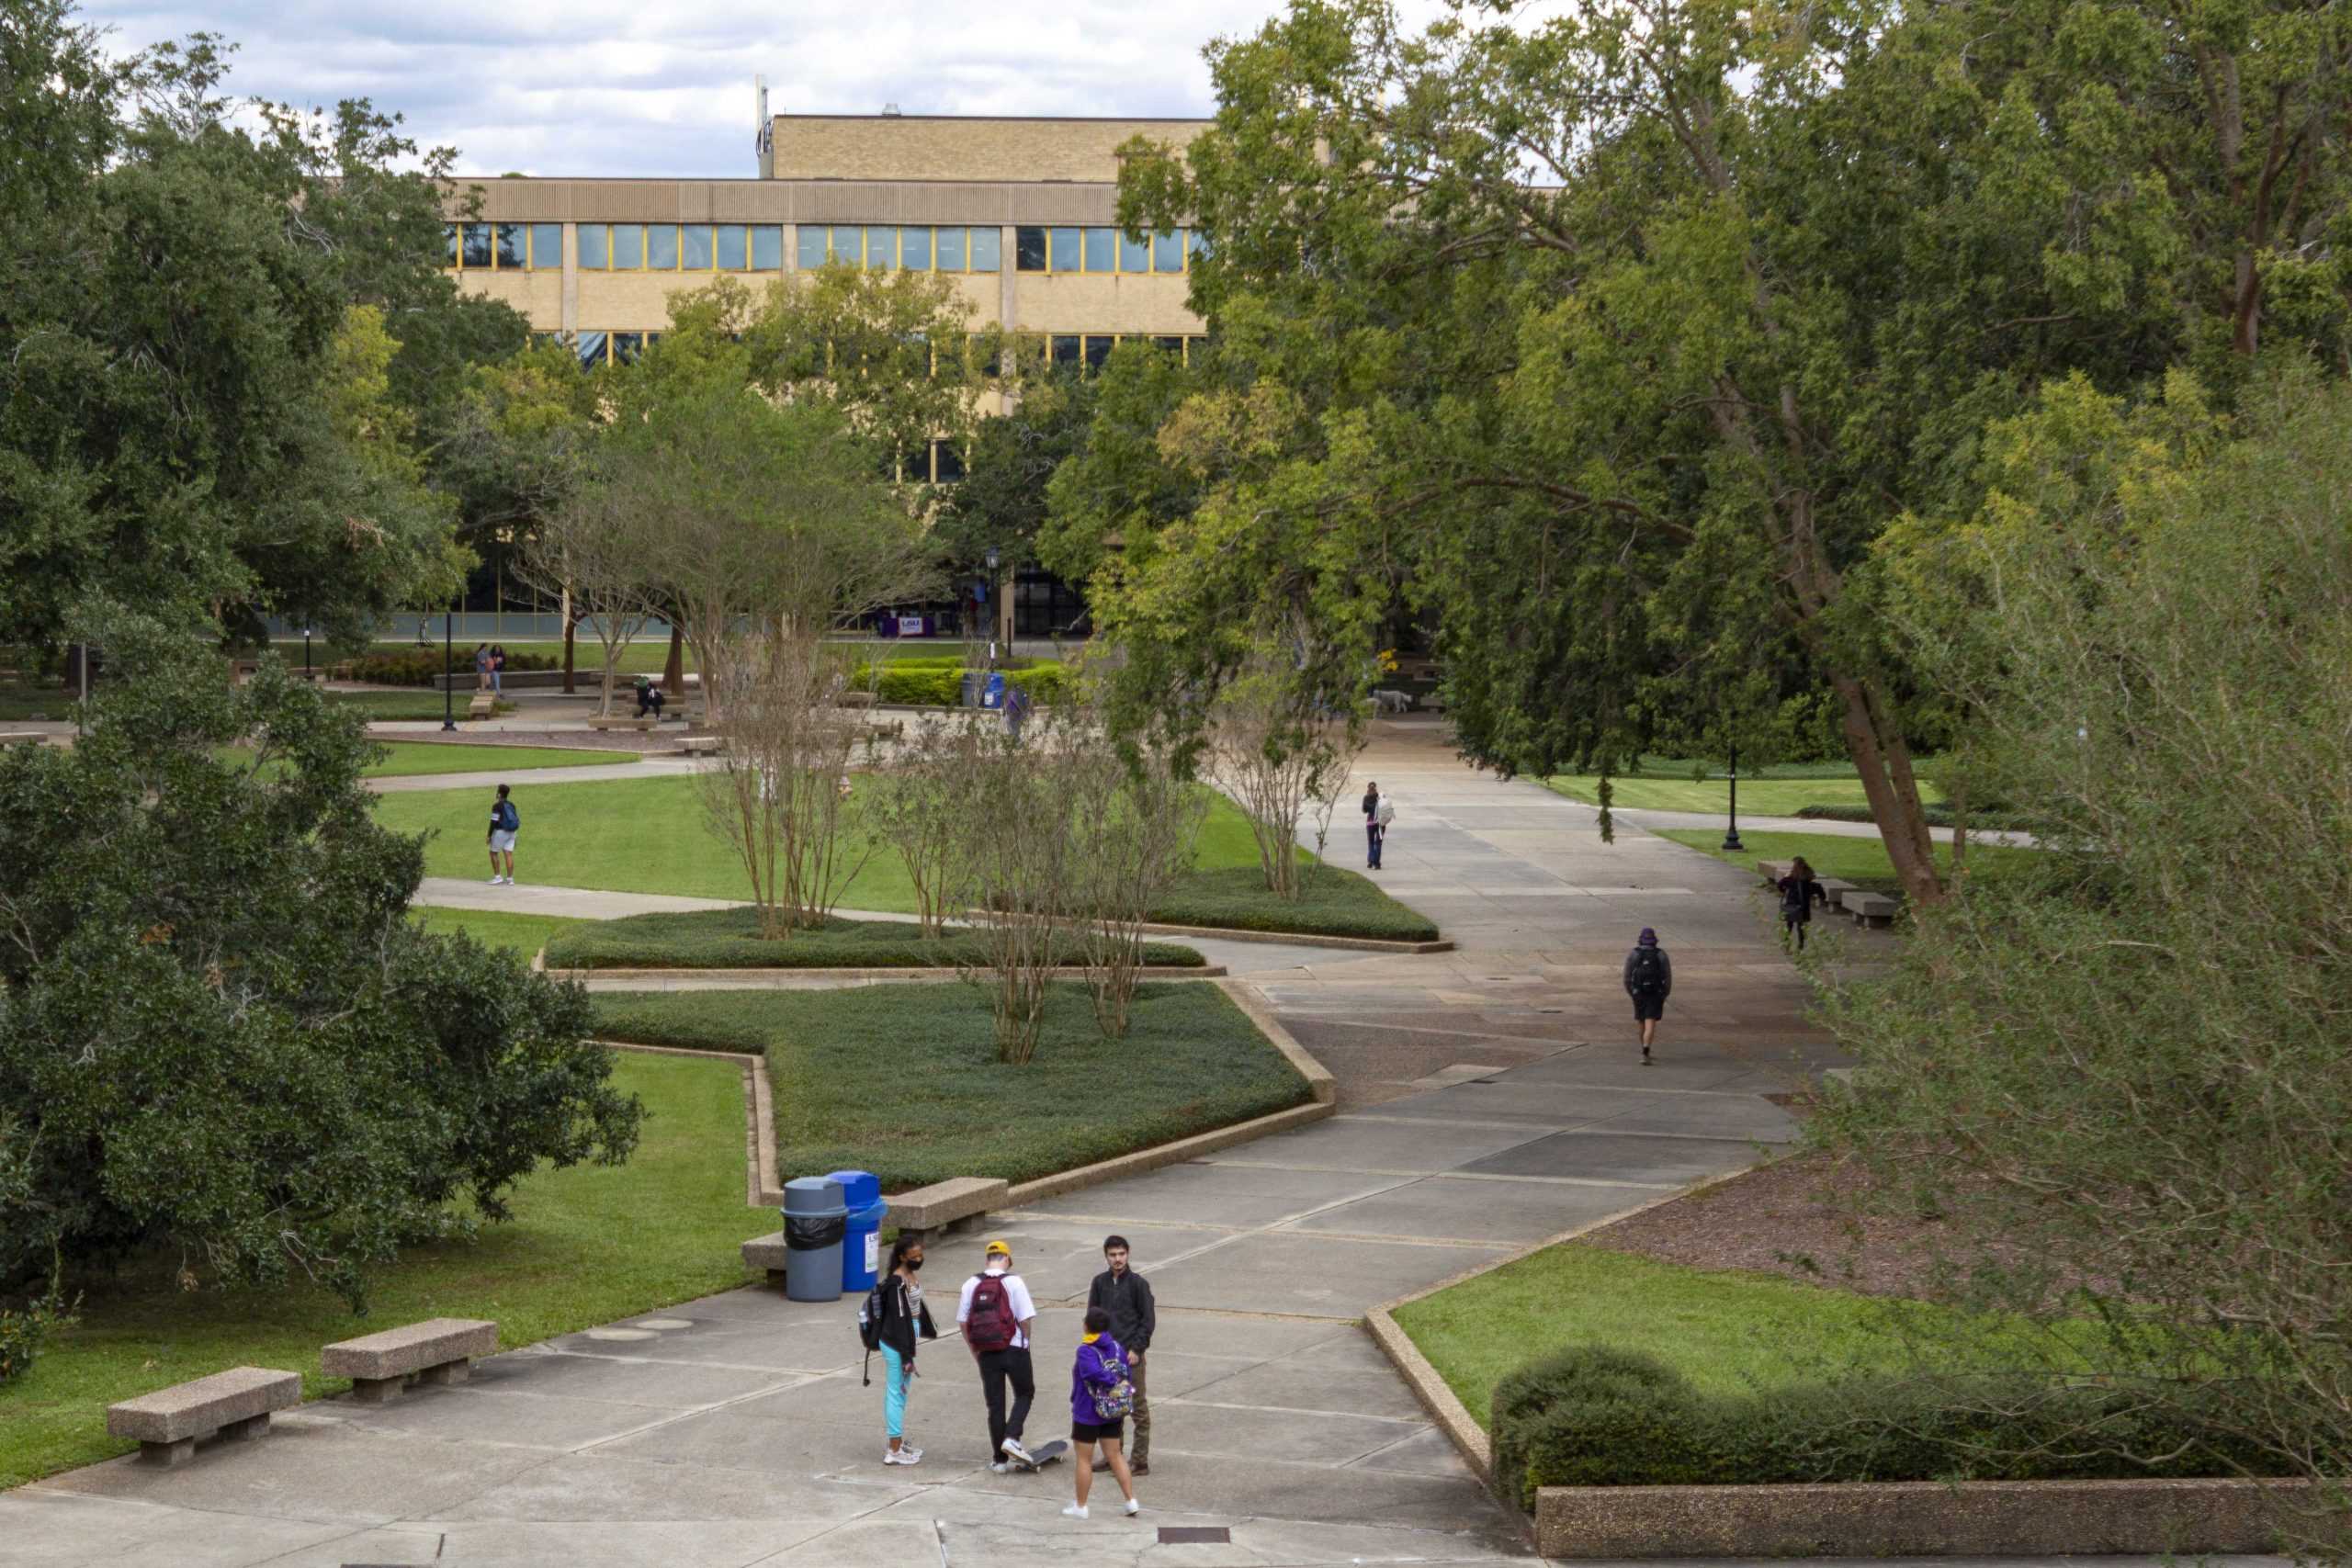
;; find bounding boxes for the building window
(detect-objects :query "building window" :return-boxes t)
[492,223,525,269]
[1083,228,1116,274]
[1083,334,1115,372]
[711,223,744,268]
[529,223,562,268]
[647,224,680,270]
[970,226,1001,272]
[612,332,648,365]
[1152,335,1183,354]
[1049,227,1080,273]
[1152,230,1185,273]
[1050,334,1081,367]
[574,330,608,367]
[611,224,645,270]
[1015,226,1047,272]
[579,225,609,270]
[901,226,933,271]
[796,227,827,269]
[751,225,782,270]
[935,226,966,271]
[865,226,896,269]
[460,222,493,269]
[1119,231,1151,273]
[933,441,966,483]
[900,446,932,483]
[682,224,715,270]
[444,224,458,266]
[1190,230,1211,263]
[830,225,864,265]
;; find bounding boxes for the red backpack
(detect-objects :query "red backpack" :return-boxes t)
[966,1273,1017,1352]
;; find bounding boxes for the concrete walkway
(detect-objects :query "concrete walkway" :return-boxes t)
[9,732,1864,1566]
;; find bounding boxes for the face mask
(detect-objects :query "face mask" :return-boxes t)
[905,1258,923,1272]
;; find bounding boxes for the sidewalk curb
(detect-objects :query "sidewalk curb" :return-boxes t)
[547,963,1225,986]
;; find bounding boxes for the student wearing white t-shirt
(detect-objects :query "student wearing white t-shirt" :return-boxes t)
[956,1238,1039,1471]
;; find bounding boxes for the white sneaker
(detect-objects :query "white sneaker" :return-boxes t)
[883,1446,922,1465]
[1124,1497,1140,1517]
[989,1461,1010,1474]
[1000,1437,1033,1464]
[1060,1504,1088,1519]
[486,875,503,885]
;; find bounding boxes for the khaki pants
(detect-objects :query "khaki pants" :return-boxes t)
[1129,1351,1150,1466]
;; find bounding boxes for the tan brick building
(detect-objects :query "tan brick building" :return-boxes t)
[443,110,1211,634]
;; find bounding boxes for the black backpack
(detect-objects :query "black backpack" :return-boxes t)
[1631,946,1668,993]
[856,1280,887,1384]
[1781,877,1809,913]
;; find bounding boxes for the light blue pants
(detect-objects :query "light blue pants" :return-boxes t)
[881,1344,910,1439]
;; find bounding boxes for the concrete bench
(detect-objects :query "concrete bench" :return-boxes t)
[585,715,656,732]
[834,690,877,708]
[675,735,723,755]
[1817,876,1861,909]
[466,694,495,718]
[1847,891,1900,927]
[1756,860,1788,884]
[107,1366,300,1466]
[0,732,46,748]
[322,1317,497,1404]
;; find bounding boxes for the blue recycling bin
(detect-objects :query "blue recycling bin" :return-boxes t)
[827,1168,889,1292]
[981,671,1007,709]
[781,1176,846,1302]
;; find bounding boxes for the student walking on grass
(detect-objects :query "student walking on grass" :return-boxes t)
[863,1235,938,1466]
[959,1239,1039,1472]
[486,784,519,886]
[1624,926,1672,1064]
[1085,1235,1155,1476]
[1064,1306,1141,1519]
[1777,855,1828,951]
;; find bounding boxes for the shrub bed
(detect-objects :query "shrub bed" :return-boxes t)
[1490,1346,2285,1512]
[1148,865,1442,942]
[545,908,1204,970]
[590,982,1311,1189]
[1792,802,2038,831]
[863,660,1069,706]
[346,649,560,687]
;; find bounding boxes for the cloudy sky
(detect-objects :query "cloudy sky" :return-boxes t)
[77,1,1377,178]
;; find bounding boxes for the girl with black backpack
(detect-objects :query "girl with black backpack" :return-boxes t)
[1623,927,1673,1065]
[862,1235,937,1466]
[1777,856,1827,951]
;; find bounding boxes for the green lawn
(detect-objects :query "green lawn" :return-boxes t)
[1546,758,1944,817]
[372,775,1435,940]
[0,683,73,722]
[592,983,1312,1190]
[410,906,590,957]
[221,741,639,779]
[1396,1244,1936,1421]
[324,691,514,722]
[1652,827,2027,896]
[545,907,1203,969]
[0,1050,759,1489]
[332,638,1005,675]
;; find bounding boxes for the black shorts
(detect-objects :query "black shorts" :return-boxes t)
[1633,994,1665,1022]
[1072,1418,1125,1445]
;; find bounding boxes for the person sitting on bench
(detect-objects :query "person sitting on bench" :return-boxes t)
[633,677,666,719]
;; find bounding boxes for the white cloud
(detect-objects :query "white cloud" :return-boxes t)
[76,0,1354,177]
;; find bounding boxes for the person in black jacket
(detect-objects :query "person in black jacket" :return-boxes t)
[1623,927,1673,1065]
[871,1235,939,1466]
[1085,1235,1157,1475]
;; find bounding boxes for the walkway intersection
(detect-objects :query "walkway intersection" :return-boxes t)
[8,728,1863,1567]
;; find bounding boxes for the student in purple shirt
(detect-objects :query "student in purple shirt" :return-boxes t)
[1061,1307,1140,1520]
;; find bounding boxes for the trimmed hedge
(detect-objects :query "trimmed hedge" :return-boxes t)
[1794,802,2038,831]
[1490,1347,2286,1512]
[589,982,1311,1189]
[544,907,1204,970]
[1148,864,1442,942]
[862,660,1070,707]
[346,649,560,687]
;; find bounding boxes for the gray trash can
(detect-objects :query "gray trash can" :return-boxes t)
[959,670,982,708]
[781,1176,847,1302]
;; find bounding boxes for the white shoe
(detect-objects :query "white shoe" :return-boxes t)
[1060,1504,1088,1519]
[883,1446,922,1465]
[989,1461,1010,1473]
[1124,1497,1140,1517]
[486,875,503,885]
[1000,1437,1033,1464]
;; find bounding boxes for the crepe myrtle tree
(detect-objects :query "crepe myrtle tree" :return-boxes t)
[0,613,640,1313]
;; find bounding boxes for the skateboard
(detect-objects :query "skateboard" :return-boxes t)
[1010,1438,1069,1472]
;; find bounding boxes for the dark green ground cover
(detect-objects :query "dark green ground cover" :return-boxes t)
[546,907,1204,969]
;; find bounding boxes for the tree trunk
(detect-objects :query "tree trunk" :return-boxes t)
[1833,671,1945,906]
[562,599,577,695]
[663,624,684,696]
[1950,778,1968,875]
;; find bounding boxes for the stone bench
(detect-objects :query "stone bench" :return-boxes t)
[1756,859,1788,884]
[834,690,877,708]
[466,694,496,718]
[740,1177,1010,1287]
[1847,891,1900,927]
[1817,876,1861,909]
[322,1317,498,1404]
[107,1366,300,1466]
[674,735,723,755]
[585,715,656,731]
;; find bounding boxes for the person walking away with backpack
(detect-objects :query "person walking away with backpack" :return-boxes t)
[1777,856,1827,951]
[1064,1305,1140,1519]
[486,784,519,886]
[1085,1235,1156,1477]
[1362,782,1381,868]
[958,1239,1039,1471]
[861,1236,938,1466]
[1624,926,1672,1064]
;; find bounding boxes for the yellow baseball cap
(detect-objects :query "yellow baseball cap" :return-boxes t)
[984,1239,1012,1258]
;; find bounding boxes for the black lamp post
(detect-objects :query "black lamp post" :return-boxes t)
[1722,741,1745,852]
[441,609,457,731]
[302,626,311,682]
[984,547,1001,660]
